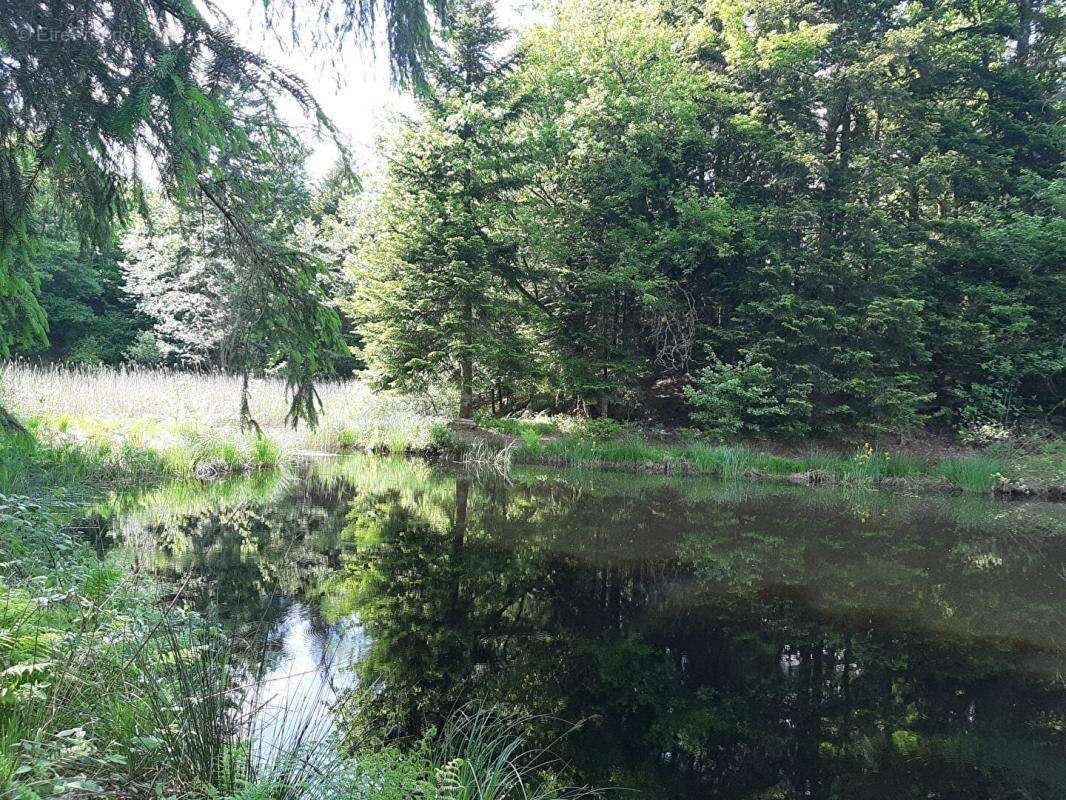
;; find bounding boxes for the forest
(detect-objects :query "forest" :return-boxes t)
[4,0,1063,442]
[1,2,1065,799]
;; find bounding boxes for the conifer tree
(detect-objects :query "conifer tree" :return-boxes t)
[353,0,533,419]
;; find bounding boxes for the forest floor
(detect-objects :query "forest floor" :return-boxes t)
[3,362,1064,499]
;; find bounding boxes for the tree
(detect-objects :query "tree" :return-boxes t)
[0,0,448,428]
[499,0,1064,433]
[352,0,535,418]
[121,128,345,426]
[10,179,146,365]
[120,198,235,369]
[511,0,743,417]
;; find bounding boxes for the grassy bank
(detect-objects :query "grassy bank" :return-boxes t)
[4,363,1064,498]
[476,416,1066,498]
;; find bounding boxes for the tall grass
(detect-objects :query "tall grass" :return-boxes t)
[1,362,447,464]
[3,591,597,799]
[431,704,599,800]
[935,456,1005,493]
[512,430,1014,495]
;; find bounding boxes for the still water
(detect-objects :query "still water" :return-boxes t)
[100,455,1066,799]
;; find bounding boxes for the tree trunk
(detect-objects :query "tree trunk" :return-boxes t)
[0,404,26,434]
[458,299,474,419]
[238,369,261,435]
[1016,0,1032,64]
[453,477,470,546]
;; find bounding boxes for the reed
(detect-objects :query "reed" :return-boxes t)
[1,362,446,474]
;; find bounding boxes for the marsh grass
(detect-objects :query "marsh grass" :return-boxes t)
[0,594,344,798]
[1,494,345,799]
[512,431,1011,494]
[935,456,1005,493]
[1,363,447,481]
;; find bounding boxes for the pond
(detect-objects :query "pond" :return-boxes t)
[96,455,1066,799]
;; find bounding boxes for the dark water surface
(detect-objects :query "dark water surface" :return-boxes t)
[101,455,1066,799]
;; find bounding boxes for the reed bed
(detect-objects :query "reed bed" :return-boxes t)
[1,363,446,479]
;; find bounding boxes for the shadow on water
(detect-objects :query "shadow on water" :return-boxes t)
[96,454,1066,799]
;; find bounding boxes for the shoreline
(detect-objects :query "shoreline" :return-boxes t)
[428,423,1066,502]
[4,409,1064,504]
[504,451,1066,502]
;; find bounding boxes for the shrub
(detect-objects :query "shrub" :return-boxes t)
[123,331,164,366]
[429,422,462,454]
[684,357,812,439]
[959,419,1013,447]
[577,418,626,441]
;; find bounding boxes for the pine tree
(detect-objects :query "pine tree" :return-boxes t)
[353,0,534,419]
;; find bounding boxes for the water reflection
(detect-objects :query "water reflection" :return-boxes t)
[105,456,1066,799]
[251,603,365,768]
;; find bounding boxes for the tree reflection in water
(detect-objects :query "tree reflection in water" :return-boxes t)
[109,457,1066,799]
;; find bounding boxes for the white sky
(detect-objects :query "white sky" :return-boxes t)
[221,0,548,182]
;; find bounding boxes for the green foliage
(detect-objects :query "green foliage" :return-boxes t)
[577,418,628,441]
[350,0,534,419]
[339,0,1065,435]
[12,231,146,364]
[684,358,811,439]
[429,423,463,454]
[124,331,165,366]
[476,414,564,438]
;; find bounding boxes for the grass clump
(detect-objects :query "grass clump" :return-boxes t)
[340,705,594,800]
[249,435,283,469]
[936,456,1005,493]
[681,444,753,477]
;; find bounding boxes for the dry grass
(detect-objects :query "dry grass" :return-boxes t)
[1,362,447,457]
